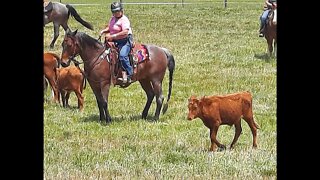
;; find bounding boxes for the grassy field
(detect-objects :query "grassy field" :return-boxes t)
[44,0,276,179]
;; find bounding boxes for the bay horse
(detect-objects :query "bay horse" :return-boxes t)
[44,1,94,48]
[44,52,60,103]
[60,30,175,123]
[265,7,277,57]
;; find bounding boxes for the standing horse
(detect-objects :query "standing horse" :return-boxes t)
[44,2,94,48]
[60,30,175,123]
[265,8,277,57]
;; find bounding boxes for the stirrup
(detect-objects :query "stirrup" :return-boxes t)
[117,77,127,84]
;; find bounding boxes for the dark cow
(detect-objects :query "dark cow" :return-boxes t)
[56,66,86,111]
[187,91,260,151]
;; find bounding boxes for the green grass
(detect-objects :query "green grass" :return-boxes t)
[44,0,276,179]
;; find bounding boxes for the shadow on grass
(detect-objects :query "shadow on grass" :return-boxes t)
[80,113,156,125]
[254,53,275,62]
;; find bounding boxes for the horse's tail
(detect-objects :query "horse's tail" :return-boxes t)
[161,47,175,114]
[66,4,94,30]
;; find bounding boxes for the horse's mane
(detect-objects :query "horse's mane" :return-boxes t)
[76,32,103,49]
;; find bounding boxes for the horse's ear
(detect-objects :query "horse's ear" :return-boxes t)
[65,28,71,35]
[72,29,78,36]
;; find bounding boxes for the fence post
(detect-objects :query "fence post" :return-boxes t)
[224,0,227,8]
[182,0,184,7]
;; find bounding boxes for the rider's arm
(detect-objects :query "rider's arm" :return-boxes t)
[100,26,110,35]
[111,29,129,40]
[265,0,273,8]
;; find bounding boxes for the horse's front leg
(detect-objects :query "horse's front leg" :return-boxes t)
[139,80,155,119]
[101,83,112,123]
[96,99,106,121]
[266,38,273,57]
[50,23,60,49]
[274,41,277,58]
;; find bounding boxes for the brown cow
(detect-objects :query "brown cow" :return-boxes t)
[187,91,259,151]
[44,52,60,103]
[56,66,86,111]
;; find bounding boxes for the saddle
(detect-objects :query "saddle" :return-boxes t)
[44,1,53,13]
[103,42,150,88]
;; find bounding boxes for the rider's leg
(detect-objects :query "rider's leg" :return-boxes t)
[259,10,270,37]
[118,42,133,83]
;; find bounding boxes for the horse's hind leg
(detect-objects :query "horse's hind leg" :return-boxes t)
[151,80,164,120]
[50,23,60,49]
[96,99,106,121]
[274,41,277,58]
[266,38,273,57]
[139,80,155,119]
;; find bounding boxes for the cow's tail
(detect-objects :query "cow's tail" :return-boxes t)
[76,66,87,92]
[161,47,175,114]
[253,120,260,129]
[66,4,94,30]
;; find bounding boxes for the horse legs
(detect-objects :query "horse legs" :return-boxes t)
[274,41,277,58]
[139,80,155,119]
[151,80,164,120]
[50,23,60,49]
[266,38,273,57]
[96,99,106,121]
[101,83,112,123]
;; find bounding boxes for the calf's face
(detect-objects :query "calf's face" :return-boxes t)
[187,96,200,120]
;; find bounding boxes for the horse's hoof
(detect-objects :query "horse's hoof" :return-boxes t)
[218,145,226,152]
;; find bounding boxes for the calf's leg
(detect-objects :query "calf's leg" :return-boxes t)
[75,90,84,111]
[244,117,258,148]
[230,122,242,149]
[210,124,226,151]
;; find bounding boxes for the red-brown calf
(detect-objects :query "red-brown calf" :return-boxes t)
[187,91,259,151]
[56,66,86,111]
[44,52,60,103]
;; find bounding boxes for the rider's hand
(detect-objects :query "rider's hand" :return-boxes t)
[272,3,277,8]
[105,34,113,42]
[100,30,106,35]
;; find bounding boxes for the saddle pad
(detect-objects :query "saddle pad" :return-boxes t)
[133,44,149,63]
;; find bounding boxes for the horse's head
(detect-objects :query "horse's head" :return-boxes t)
[61,29,80,67]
